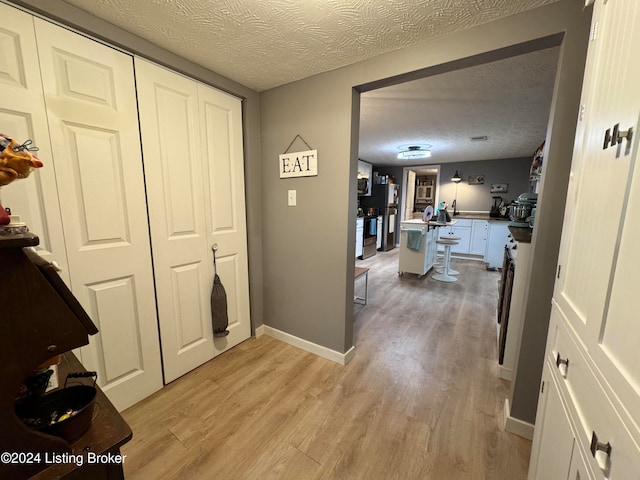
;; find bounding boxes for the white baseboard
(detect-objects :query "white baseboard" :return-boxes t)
[503,398,534,440]
[261,325,355,365]
[498,365,513,381]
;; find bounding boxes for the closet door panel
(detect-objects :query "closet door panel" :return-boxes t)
[198,85,251,354]
[0,4,70,283]
[135,58,214,383]
[34,18,162,411]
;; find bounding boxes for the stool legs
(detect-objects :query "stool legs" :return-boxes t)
[432,244,457,282]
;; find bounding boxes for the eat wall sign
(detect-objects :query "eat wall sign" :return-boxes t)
[279,150,317,178]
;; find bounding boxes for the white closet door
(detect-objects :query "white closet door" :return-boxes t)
[136,59,251,382]
[34,19,163,411]
[0,4,70,284]
[135,59,215,383]
[198,84,251,356]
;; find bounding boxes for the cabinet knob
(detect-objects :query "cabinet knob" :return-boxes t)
[590,431,612,459]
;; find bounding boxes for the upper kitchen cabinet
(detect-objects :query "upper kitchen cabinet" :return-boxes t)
[357,160,372,196]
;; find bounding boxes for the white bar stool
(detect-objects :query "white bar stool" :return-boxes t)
[433,239,458,282]
[436,236,460,275]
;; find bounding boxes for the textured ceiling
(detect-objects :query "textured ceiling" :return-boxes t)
[359,46,560,166]
[58,0,562,167]
[61,0,559,92]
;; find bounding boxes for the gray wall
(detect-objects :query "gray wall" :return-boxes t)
[8,0,265,333]
[18,0,593,426]
[260,0,591,428]
[438,158,532,211]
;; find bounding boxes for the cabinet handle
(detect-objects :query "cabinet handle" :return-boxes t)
[590,431,612,459]
[556,352,569,372]
[604,124,634,149]
[603,128,612,149]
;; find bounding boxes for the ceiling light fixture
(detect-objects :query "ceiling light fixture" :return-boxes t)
[397,145,431,160]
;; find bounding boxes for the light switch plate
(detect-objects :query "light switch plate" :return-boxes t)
[288,190,296,206]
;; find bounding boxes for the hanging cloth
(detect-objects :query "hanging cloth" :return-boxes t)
[211,245,230,337]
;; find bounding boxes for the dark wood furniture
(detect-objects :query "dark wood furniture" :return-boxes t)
[0,233,132,479]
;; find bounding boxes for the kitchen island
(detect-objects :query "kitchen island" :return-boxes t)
[398,219,451,278]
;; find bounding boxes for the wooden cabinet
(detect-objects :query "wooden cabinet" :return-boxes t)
[529,1,640,478]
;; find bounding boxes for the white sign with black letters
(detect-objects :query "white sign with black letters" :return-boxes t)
[279,149,317,178]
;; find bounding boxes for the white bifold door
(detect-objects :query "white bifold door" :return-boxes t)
[1,5,164,412]
[135,59,251,383]
[0,3,251,409]
[33,20,165,411]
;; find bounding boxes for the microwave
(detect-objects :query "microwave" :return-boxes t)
[357,177,369,195]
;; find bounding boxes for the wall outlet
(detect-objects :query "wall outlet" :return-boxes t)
[288,190,296,206]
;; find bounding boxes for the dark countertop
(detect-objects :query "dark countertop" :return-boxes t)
[508,225,532,243]
[452,212,510,222]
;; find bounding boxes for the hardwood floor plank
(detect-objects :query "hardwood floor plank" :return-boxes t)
[121,249,531,479]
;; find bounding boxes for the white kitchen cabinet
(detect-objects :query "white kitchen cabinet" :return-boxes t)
[437,219,477,254]
[356,218,364,258]
[436,219,491,256]
[469,219,488,256]
[398,220,437,277]
[529,1,640,478]
[486,221,510,268]
[528,364,576,480]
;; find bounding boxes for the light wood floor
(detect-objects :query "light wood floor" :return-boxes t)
[121,249,531,479]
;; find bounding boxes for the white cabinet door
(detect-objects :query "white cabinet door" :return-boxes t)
[470,220,488,256]
[34,19,162,410]
[554,0,640,345]
[0,4,70,285]
[566,446,595,480]
[450,226,471,253]
[529,365,575,480]
[136,59,250,383]
[553,0,640,433]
